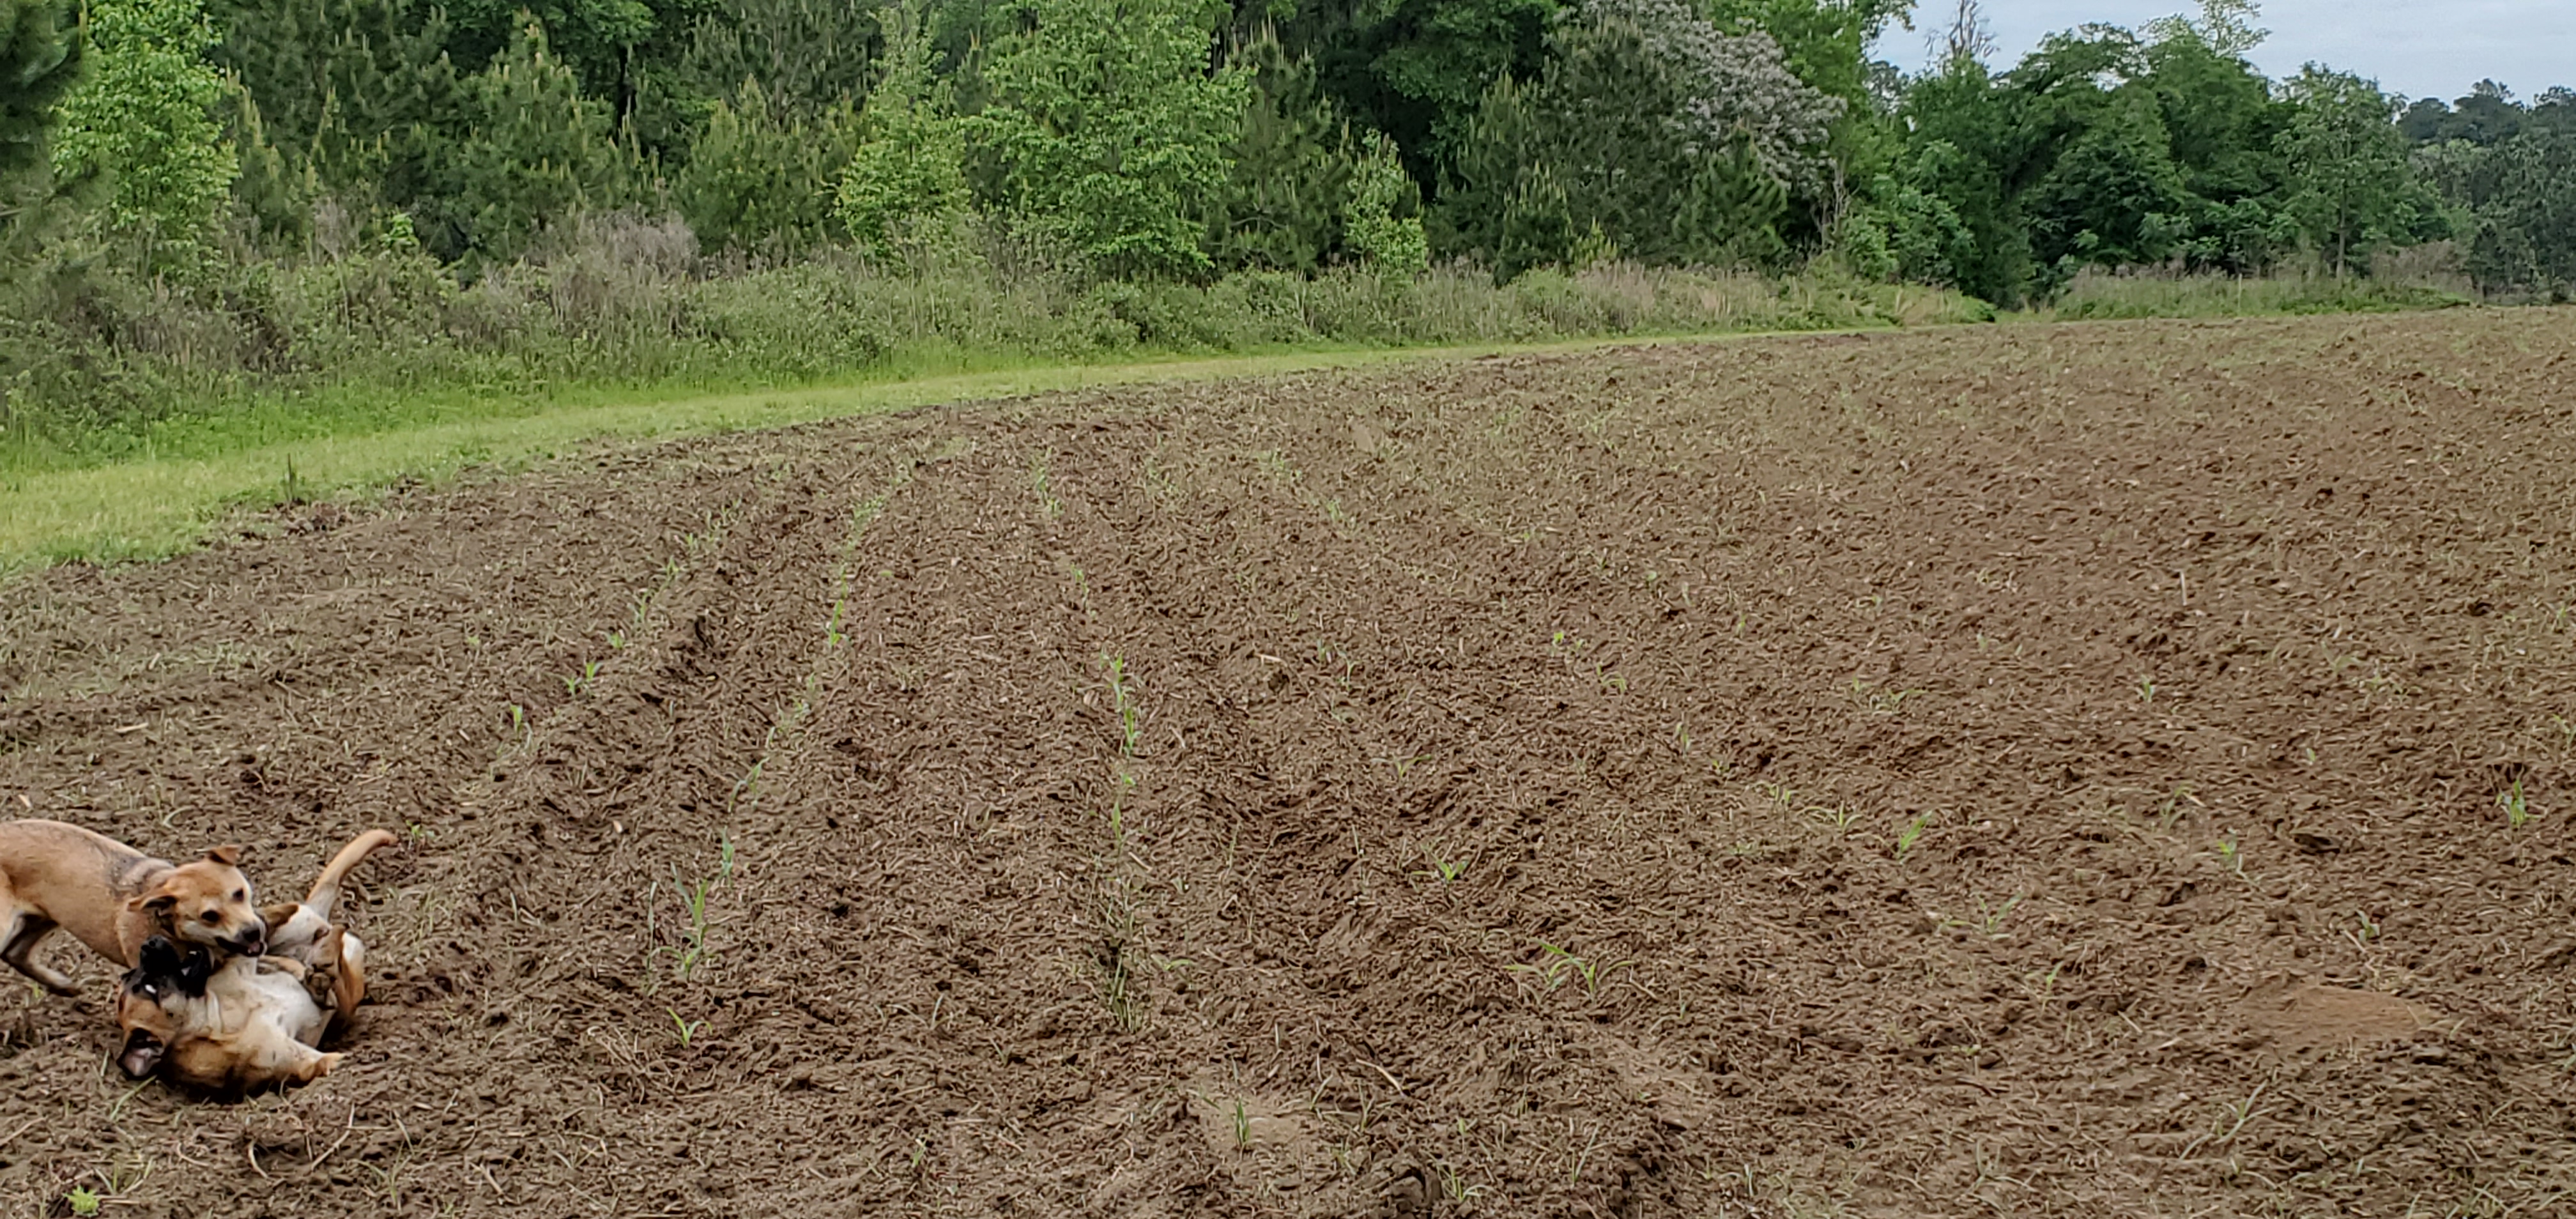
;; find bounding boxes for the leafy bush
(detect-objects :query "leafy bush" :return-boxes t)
[969,0,1250,278]
[49,0,237,262]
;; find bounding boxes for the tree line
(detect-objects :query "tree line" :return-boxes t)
[1,0,2570,306]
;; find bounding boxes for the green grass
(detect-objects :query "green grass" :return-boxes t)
[0,333,1812,572]
[2029,266,2473,320]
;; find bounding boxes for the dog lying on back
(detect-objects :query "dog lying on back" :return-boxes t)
[0,819,269,991]
[115,829,395,1094]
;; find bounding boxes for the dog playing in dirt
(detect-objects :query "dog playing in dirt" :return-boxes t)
[0,819,270,993]
[114,829,395,1093]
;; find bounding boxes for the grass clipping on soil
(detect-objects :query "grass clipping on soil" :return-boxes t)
[2,309,2574,1217]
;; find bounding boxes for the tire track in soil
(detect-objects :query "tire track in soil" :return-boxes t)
[346,425,951,1218]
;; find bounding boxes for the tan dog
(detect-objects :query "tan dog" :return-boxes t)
[114,829,395,1093]
[0,819,268,992]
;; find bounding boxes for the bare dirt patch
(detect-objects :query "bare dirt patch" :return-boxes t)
[3,310,2574,1217]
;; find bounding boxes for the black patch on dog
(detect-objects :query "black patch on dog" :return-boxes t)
[127,934,215,1000]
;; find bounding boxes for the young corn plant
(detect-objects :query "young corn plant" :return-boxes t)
[1102,654,1142,756]
[648,835,737,989]
[1411,847,1468,885]
[669,1008,705,1047]
[2499,778,2534,829]
[1975,894,2023,937]
[1894,812,1932,861]
[1508,942,1632,1000]
[1030,450,1061,519]
[1439,1161,1485,1203]
[2216,834,2245,878]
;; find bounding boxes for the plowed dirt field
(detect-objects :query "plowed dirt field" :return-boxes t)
[4,310,2575,1218]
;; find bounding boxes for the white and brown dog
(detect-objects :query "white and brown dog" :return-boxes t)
[114,829,395,1093]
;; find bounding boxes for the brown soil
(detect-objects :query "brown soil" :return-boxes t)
[4,310,2575,1218]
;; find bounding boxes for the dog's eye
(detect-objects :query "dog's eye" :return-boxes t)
[231,890,245,901]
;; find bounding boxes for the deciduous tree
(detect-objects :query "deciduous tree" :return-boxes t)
[50,0,238,259]
[969,0,1250,277]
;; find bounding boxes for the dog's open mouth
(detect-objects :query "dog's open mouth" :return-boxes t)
[117,1028,164,1078]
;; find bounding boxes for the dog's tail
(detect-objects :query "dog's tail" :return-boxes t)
[302,829,397,923]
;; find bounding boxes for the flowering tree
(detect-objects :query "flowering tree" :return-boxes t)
[1443,0,1836,275]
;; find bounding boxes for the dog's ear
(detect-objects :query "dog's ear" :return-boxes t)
[139,936,183,974]
[203,845,243,867]
[134,891,178,916]
[176,945,214,992]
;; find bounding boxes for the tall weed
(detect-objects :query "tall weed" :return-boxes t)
[0,211,1980,468]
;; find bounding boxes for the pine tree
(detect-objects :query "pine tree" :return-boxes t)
[1211,28,1352,273]
[413,18,626,262]
[1,0,84,183]
[208,0,461,197]
[676,77,855,254]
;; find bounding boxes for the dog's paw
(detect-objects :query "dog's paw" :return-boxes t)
[312,1052,346,1077]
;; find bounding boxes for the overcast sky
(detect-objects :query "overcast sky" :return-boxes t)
[1874,1,2576,104]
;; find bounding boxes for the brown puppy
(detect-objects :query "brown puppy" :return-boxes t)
[0,819,266,992]
[114,829,394,1094]
[116,937,345,1091]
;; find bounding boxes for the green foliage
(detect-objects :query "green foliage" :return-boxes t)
[1836,151,1979,288]
[415,19,631,263]
[1445,0,1821,277]
[676,79,854,254]
[2405,87,2576,297]
[1,0,84,183]
[2039,264,2466,319]
[1897,58,2029,303]
[1343,129,1425,275]
[832,2,967,259]
[1885,4,2464,303]
[441,0,693,143]
[2023,84,2189,280]
[1210,27,1349,273]
[2136,26,2288,272]
[1283,0,1556,185]
[206,0,459,194]
[2420,126,2576,297]
[2141,0,2265,59]
[675,0,878,119]
[2278,66,2442,273]
[2401,81,2576,148]
[222,84,308,250]
[1701,0,1910,207]
[49,0,238,259]
[969,0,1250,278]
